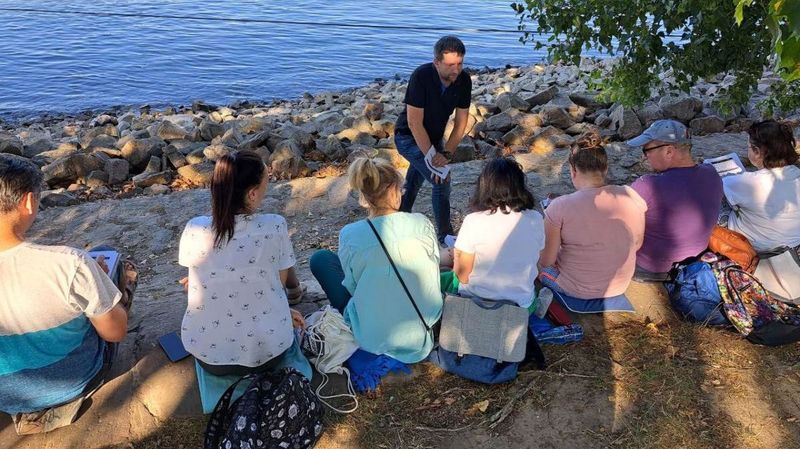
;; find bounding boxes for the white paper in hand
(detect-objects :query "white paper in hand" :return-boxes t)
[703,153,745,177]
[424,146,451,180]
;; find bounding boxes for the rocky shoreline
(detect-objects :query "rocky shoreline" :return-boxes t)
[0,58,797,208]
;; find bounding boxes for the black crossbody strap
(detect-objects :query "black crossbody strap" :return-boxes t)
[366,219,432,333]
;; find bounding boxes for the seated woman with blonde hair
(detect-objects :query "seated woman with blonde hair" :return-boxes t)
[539,132,647,301]
[310,157,443,363]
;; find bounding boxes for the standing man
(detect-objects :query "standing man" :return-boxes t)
[394,35,472,243]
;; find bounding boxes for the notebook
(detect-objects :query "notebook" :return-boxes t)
[703,153,745,177]
[87,250,121,278]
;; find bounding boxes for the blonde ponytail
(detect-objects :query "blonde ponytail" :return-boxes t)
[347,157,403,210]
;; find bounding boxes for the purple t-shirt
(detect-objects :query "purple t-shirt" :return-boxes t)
[632,164,723,272]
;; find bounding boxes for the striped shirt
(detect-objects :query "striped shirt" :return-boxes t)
[0,243,121,413]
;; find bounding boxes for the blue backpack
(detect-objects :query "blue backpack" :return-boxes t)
[664,259,729,326]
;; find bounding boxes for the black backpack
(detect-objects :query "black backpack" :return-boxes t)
[204,368,323,449]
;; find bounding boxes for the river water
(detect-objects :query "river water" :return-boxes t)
[0,1,568,115]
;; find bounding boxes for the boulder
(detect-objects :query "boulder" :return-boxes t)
[86,134,117,152]
[192,100,218,113]
[84,170,109,187]
[546,96,587,122]
[568,91,610,111]
[0,135,23,156]
[513,113,544,131]
[659,96,703,122]
[156,121,189,141]
[239,117,270,134]
[610,105,643,140]
[269,140,310,179]
[178,161,215,186]
[23,137,53,158]
[40,189,80,208]
[163,147,188,169]
[363,101,384,121]
[635,103,665,126]
[564,123,601,136]
[371,119,395,139]
[689,116,726,135]
[203,144,233,162]
[523,86,558,107]
[251,147,272,164]
[476,139,502,158]
[143,156,162,173]
[120,137,166,169]
[42,153,104,186]
[484,112,516,132]
[503,125,537,146]
[528,126,575,154]
[539,105,575,129]
[351,132,377,147]
[238,130,273,152]
[145,184,170,195]
[594,112,612,128]
[198,119,225,141]
[496,92,531,112]
[40,141,80,159]
[90,114,118,127]
[185,148,206,164]
[104,158,130,185]
[214,128,244,148]
[132,170,172,188]
[316,135,347,160]
[451,137,476,163]
[81,124,119,147]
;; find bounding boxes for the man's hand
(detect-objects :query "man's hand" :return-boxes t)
[431,151,449,168]
[290,309,305,329]
[179,276,188,292]
[95,255,110,274]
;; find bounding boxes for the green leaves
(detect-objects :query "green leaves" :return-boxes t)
[510,0,799,115]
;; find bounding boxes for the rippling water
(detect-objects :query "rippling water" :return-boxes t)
[0,1,560,115]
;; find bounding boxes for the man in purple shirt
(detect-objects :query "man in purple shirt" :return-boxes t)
[626,120,723,281]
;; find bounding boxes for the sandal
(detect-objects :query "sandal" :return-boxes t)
[286,283,307,305]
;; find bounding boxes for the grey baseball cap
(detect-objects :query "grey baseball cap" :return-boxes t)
[626,119,692,146]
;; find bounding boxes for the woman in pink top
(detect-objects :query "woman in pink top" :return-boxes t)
[539,132,647,299]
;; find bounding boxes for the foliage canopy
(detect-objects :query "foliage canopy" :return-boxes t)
[512,0,799,116]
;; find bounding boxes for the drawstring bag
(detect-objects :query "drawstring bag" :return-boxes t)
[301,305,359,413]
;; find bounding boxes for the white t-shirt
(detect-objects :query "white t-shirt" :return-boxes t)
[723,165,800,251]
[178,214,296,367]
[455,208,545,307]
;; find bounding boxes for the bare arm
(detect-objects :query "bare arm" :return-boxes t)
[453,249,475,284]
[89,304,129,343]
[444,107,469,154]
[538,220,561,269]
[407,105,432,155]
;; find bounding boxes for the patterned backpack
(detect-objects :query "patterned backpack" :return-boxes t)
[712,256,800,346]
[204,368,323,449]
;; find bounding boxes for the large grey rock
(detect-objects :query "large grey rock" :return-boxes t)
[476,139,502,158]
[85,170,109,187]
[185,148,206,165]
[496,92,531,112]
[203,144,233,162]
[214,128,244,148]
[192,100,218,113]
[635,103,665,127]
[610,105,643,140]
[198,119,225,141]
[350,132,377,147]
[163,147,188,169]
[484,112,516,132]
[568,91,610,111]
[120,137,166,169]
[238,130,273,152]
[42,153,104,186]
[363,101,384,121]
[539,105,575,129]
[546,96,586,122]
[86,134,118,152]
[528,126,575,153]
[269,140,310,179]
[0,135,23,155]
[143,156,162,174]
[156,121,189,141]
[451,136,476,163]
[40,141,80,159]
[81,124,119,147]
[523,86,558,107]
[316,135,347,160]
[690,116,726,135]
[90,114,118,127]
[178,161,214,186]
[659,96,703,122]
[132,170,172,188]
[39,189,80,208]
[23,137,53,158]
[104,158,130,185]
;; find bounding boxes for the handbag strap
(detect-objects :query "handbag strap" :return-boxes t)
[204,373,257,449]
[366,219,432,334]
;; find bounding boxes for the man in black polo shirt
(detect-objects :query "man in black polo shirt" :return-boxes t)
[394,35,472,243]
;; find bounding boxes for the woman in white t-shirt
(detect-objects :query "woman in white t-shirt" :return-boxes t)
[443,157,545,309]
[723,120,800,251]
[178,150,306,376]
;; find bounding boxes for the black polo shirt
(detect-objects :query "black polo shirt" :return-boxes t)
[395,63,472,150]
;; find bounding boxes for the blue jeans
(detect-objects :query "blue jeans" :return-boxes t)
[309,249,352,314]
[394,133,453,243]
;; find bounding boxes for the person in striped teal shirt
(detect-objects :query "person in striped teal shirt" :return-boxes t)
[0,156,129,434]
